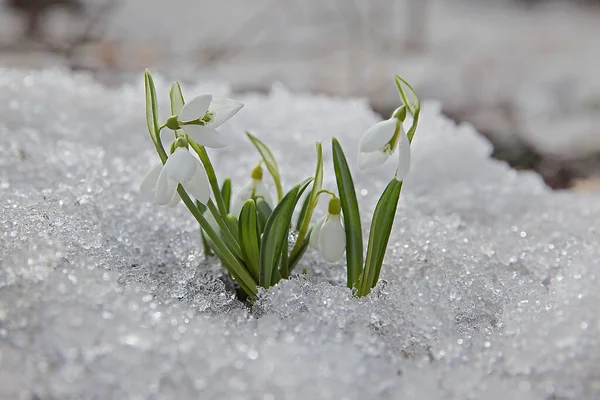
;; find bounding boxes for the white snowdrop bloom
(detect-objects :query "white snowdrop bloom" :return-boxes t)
[177,94,243,148]
[140,147,210,206]
[140,163,181,207]
[357,117,411,180]
[310,197,346,263]
[230,165,273,218]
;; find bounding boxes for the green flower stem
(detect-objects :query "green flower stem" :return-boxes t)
[188,140,228,217]
[206,199,244,260]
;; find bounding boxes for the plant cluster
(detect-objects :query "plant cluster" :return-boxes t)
[141,70,420,299]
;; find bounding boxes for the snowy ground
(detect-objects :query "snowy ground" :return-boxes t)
[1,69,599,399]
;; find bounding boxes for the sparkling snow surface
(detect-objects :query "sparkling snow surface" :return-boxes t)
[1,69,599,399]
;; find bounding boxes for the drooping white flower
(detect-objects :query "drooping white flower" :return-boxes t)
[357,116,411,180]
[230,165,273,217]
[310,197,346,263]
[140,147,210,206]
[177,94,243,148]
[140,162,181,207]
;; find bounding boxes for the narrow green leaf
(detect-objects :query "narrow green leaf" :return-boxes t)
[259,178,313,288]
[394,75,420,116]
[358,179,402,297]
[144,70,160,142]
[169,82,185,115]
[295,190,313,232]
[226,214,239,239]
[221,178,232,213]
[259,187,299,287]
[239,200,261,281]
[332,138,363,289]
[279,230,290,279]
[255,198,272,233]
[292,142,323,254]
[245,131,284,201]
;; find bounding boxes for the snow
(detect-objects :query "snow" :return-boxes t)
[1,68,600,399]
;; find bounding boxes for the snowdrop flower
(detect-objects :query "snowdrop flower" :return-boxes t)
[357,111,411,180]
[169,94,243,148]
[140,145,210,206]
[310,196,346,263]
[230,164,273,217]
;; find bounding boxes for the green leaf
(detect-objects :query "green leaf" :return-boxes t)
[259,187,298,288]
[169,82,185,115]
[144,70,160,143]
[245,131,284,201]
[292,142,323,254]
[358,178,402,297]
[238,200,261,281]
[259,179,313,288]
[221,178,232,213]
[332,138,363,289]
[226,214,239,239]
[255,198,272,233]
[394,75,420,116]
[279,230,290,279]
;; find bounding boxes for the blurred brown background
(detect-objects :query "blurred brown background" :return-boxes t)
[1,0,599,189]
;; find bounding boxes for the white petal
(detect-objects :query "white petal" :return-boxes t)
[358,119,398,153]
[318,214,346,262]
[253,181,273,207]
[309,215,327,249]
[166,192,181,208]
[179,94,212,122]
[139,163,162,198]
[160,129,176,150]
[396,131,411,180]
[165,148,197,183]
[208,97,244,128]
[357,149,391,170]
[230,181,255,217]
[182,161,210,204]
[155,165,179,206]
[183,125,230,148]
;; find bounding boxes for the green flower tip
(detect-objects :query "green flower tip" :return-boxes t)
[328,196,341,215]
[165,115,180,130]
[391,105,407,121]
[170,137,188,154]
[251,164,263,180]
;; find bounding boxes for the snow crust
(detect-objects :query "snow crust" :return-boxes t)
[1,69,599,399]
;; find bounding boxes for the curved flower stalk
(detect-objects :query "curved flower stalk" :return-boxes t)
[310,195,345,263]
[230,164,274,218]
